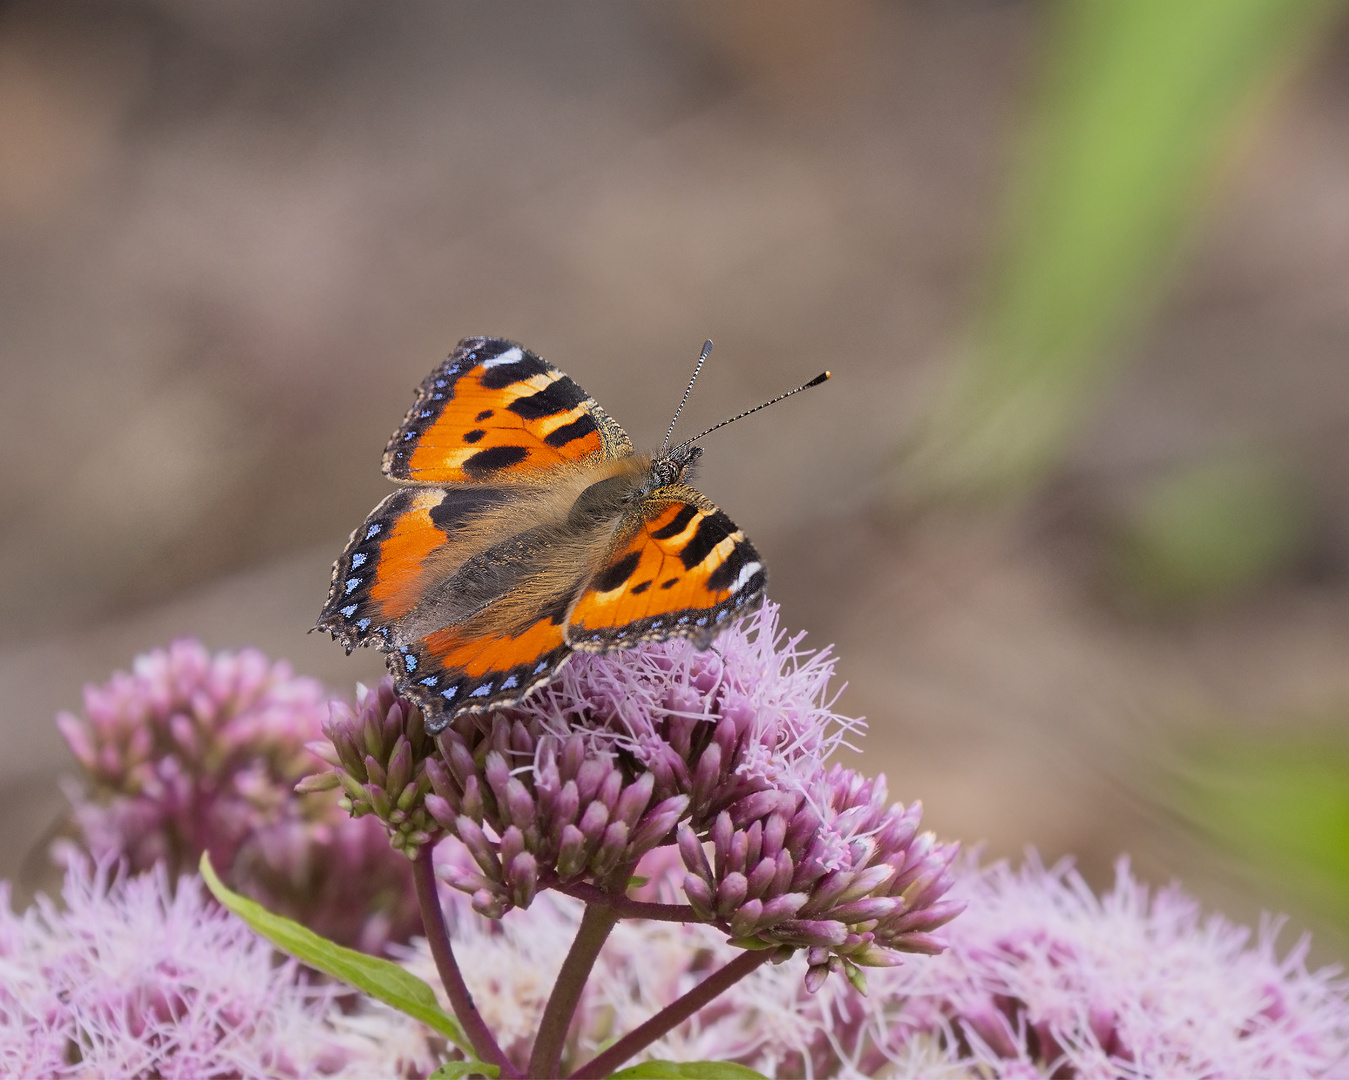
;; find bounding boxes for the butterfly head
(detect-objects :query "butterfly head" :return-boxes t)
[638,443,702,498]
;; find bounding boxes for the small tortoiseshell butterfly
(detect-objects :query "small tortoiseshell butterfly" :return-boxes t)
[317,336,827,733]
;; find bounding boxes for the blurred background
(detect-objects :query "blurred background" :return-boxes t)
[5,0,1349,955]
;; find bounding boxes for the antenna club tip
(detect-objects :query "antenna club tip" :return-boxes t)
[807,371,831,387]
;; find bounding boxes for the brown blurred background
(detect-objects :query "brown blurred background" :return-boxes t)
[4,0,1349,951]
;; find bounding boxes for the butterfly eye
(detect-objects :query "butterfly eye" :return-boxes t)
[658,444,701,485]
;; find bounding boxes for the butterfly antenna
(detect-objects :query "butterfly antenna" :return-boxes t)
[662,339,714,452]
[671,369,831,452]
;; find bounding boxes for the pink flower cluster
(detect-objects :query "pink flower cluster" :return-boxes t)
[0,858,433,1078]
[400,849,1349,1077]
[884,856,1349,1077]
[300,675,442,858]
[307,603,962,990]
[29,622,1349,1077]
[7,847,1346,1078]
[56,639,419,953]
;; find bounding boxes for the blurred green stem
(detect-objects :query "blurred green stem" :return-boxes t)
[898,0,1344,504]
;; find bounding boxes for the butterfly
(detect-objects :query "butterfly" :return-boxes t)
[317,336,827,734]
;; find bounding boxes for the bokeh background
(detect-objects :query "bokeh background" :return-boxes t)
[5,0,1349,955]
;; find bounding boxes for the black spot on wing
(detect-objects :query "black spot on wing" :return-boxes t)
[630,579,652,595]
[479,353,550,390]
[593,549,641,592]
[650,503,699,540]
[475,409,494,421]
[462,445,530,478]
[661,577,679,589]
[679,511,737,570]
[544,413,598,448]
[463,429,486,443]
[508,377,588,421]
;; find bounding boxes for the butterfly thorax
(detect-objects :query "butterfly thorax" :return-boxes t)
[569,444,702,521]
[422,450,706,643]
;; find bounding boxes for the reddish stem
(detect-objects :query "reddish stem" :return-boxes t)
[412,845,517,1077]
[567,948,774,1079]
[527,902,619,1078]
[556,881,702,923]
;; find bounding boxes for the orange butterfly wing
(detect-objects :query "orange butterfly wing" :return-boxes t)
[391,615,573,720]
[383,337,631,483]
[567,487,766,652]
[316,485,516,654]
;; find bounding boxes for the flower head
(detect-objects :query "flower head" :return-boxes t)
[299,676,444,858]
[0,857,435,1078]
[429,718,690,916]
[58,639,330,868]
[678,765,962,993]
[57,639,420,952]
[408,602,961,985]
[397,851,1349,1078]
[873,855,1349,1077]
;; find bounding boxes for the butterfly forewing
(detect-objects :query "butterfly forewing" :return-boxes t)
[383,337,632,483]
[566,487,766,652]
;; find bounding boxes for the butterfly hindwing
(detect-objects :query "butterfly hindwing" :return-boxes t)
[566,486,766,652]
[317,487,438,651]
[383,337,632,483]
[390,617,573,724]
[316,485,517,651]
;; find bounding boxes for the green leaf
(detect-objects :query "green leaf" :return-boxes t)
[198,852,468,1050]
[608,1062,769,1079]
[428,1062,500,1079]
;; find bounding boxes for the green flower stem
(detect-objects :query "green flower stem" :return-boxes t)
[413,846,516,1077]
[528,903,620,1079]
[568,948,774,1080]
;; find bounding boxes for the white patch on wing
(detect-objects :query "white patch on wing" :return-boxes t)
[731,560,762,594]
[515,372,561,394]
[480,347,523,368]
